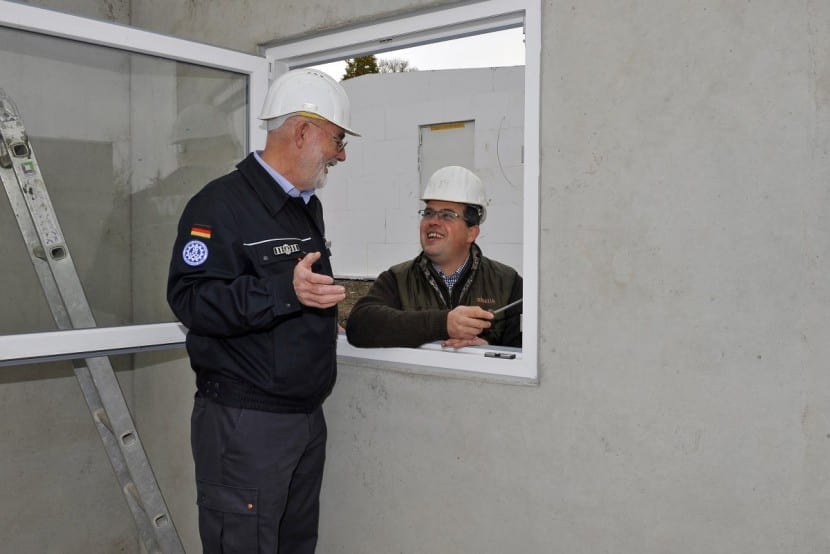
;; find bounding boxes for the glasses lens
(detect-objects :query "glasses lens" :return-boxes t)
[419,209,459,221]
[308,119,346,152]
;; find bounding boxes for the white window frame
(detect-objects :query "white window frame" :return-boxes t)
[0,0,540,385]
[0,0,268,365]
[263,0,540,383]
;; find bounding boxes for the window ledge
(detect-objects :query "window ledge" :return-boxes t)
[336,333,537,386]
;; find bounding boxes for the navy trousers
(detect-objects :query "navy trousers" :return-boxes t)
[191,396,327,554]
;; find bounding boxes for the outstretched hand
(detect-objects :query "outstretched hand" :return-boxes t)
[293,252,345,309]
[443,305,493,348]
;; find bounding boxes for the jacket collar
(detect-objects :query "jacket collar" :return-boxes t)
[416,242,482,274]
[236,153,292,218]
[416,242,483,300]
[236,153,326,236]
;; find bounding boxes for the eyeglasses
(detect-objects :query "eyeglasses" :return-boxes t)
[306,119,347,153]
[418,208,462,222]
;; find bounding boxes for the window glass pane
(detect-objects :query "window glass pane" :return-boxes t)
[0,26,246,335]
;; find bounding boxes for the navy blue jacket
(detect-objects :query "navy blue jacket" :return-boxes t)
[167,153,337,412]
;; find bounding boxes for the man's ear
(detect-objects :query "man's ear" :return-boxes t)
[467,224,480,244]
[293,119,310,148]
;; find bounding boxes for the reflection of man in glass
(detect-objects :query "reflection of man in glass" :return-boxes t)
[160,103,241,215]
[346,165,522,349]
[130,103,241,323]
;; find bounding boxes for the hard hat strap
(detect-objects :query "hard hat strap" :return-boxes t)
[296,111,330,123]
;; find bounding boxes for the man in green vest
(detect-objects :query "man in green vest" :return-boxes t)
[346,165,522,349]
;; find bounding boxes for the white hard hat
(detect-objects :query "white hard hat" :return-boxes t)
[171,103,230,144]
[421,165,488,223]
[259,68,360,136]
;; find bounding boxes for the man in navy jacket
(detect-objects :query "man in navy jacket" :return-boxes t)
[167,68,359,554]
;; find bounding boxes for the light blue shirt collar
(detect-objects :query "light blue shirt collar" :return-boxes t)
[253,150,315,204]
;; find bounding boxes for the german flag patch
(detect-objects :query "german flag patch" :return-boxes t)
[190,225,212,239]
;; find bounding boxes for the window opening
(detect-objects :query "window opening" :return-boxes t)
[262,0,540,382]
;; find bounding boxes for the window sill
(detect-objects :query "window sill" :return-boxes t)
[336,333,536,386]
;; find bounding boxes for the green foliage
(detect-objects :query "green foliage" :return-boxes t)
[342,55,380,80]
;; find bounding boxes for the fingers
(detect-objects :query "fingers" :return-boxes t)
[442,337,488,349]
[446,305,494,340]
[297,283,346,308]
[293,252,345,308]
[297,250,321,269]
[294,281,346,308]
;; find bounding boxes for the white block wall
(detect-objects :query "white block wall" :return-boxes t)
[320,66,524,277]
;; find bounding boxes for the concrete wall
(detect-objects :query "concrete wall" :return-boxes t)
[7,0,830,552]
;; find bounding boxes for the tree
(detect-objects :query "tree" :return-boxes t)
[342,55,379,80]
[378,58,418,73]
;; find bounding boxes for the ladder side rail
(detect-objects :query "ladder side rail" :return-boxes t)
[0,91,184,553]
[0,154,167,553]
[73,360,164,553]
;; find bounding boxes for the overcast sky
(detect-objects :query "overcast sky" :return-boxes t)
[314,27,525,81]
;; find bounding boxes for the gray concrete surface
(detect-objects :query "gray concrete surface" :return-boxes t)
[4,0,830,552]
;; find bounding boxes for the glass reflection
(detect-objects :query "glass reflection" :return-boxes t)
[0,26,246,334]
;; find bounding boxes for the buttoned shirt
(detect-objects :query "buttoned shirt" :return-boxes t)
[433,255,470,291]
[253,150,315,204]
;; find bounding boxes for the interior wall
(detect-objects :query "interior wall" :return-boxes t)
[137,1,830,551]
[10,0,830,552]
[18,0,130,22]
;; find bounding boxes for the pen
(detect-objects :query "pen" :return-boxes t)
[488,298,523,315]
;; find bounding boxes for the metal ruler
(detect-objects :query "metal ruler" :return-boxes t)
[0,89,184,554]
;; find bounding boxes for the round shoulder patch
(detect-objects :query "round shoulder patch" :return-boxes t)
[182,240,209,266]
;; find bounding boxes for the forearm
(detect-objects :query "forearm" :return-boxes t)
[345,270,448,347]
[346,303,447,347]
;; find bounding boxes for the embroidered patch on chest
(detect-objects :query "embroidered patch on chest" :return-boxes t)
[273,242,301,256]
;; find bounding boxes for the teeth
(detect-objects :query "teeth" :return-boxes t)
[428,232,441,239]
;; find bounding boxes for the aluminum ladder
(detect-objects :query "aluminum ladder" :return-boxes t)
[0,89,184,554]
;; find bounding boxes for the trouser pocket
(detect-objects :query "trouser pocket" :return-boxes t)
[196,480,259,554]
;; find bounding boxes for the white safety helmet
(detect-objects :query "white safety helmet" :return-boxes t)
[171,103,230,144]
[421,165,488,224]
[259,68,360,136]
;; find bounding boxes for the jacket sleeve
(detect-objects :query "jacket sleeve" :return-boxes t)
[166,192,301,337]
[498,273,523,348]
[345,269,448,348]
